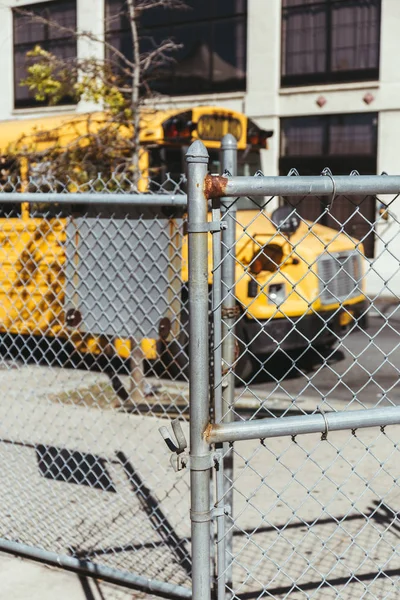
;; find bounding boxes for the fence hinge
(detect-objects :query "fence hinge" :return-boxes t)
[170,452,190,472]
[191,504,231,523]
[159,420,224,472]
[186,221,228,234]
[171,450,222,473]
[213,505,231,518]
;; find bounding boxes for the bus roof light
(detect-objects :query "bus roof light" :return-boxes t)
[247,120,274,149]
[162,111,194,142]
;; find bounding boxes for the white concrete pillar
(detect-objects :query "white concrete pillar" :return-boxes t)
[365,110,400,298]
[364,0,400,298]
[0,4,16,120]
[245,0,280,120]
[245,0,281,179]
[76,0,105,113]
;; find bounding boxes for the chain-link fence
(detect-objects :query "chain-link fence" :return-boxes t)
[185,136,400,600]
[0,177,193,598]
[2,136,400,600]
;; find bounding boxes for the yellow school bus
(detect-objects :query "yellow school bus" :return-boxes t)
[0,106,367,380]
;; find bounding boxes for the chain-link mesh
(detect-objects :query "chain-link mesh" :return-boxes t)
[0,175,191,598]
[3,154,400,600]
[210,174,400,599]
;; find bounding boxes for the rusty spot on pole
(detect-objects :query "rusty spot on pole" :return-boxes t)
[204,422,218,442]
[204,174,228,199]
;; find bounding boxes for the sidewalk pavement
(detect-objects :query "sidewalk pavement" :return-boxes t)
[0,552,152,600]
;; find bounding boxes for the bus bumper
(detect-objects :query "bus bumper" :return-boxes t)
[241,300,369,355]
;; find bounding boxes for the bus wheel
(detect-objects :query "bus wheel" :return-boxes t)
[156,339,189,380]
[235,342,255,384]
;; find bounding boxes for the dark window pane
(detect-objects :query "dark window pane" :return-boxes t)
[105,0,247,96]
[14,48,32,102]
[331,1,380,72]
[13,1,77,108]
[14,14,45,45]
[168,24,212,93]
[283,0,328,6]
[282,5,326,76]
[214,0,246,17]
[105,0,127,31]
[281,114,377,158]
[281,0,380,85]
[169,1,210,23]
[108,30,134,65]
[329,114,377,155]
[148,18,246,94]
[213,17,246,87]
[140,1,208,27]
[281,116,325,157]
[47,4,77,40]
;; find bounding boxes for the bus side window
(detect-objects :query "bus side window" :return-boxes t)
[208,149,220,175]
[148,147,184,191]
[238,149,262,176]
[0,157,21,216]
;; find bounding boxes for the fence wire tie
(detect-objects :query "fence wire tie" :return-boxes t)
[287,168,300,177]
[321,168,336,212]
[319,408,329,441]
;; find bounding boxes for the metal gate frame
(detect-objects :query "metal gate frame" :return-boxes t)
[185,137,400,600]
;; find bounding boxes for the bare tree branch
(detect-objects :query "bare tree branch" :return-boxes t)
[8,0,188,186]
[126,0,141,182]
[136,0,188,10]
[14,7,136,71]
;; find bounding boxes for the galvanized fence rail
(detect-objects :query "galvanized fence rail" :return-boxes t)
[186,138,400,600]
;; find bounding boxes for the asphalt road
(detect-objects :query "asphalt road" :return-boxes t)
[249,314,400,407]
[0,313,398,411]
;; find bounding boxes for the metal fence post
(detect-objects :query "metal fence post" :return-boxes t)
[186,141,212,600]
[220,133,238,594]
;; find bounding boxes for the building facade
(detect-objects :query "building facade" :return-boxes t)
[0,0,398,295]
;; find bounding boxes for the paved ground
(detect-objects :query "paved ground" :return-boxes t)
[1,420,399,599]
[0,313,399,599]
[0,552,144,600]
[249,312,400,408]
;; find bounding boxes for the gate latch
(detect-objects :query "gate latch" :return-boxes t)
[159,419,189,472]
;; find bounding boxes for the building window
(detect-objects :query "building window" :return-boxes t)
[280,114,378,257]
[281,113,378,160]
[281,0,381,87]
[105,0,247,96]
[13,0,77,108]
